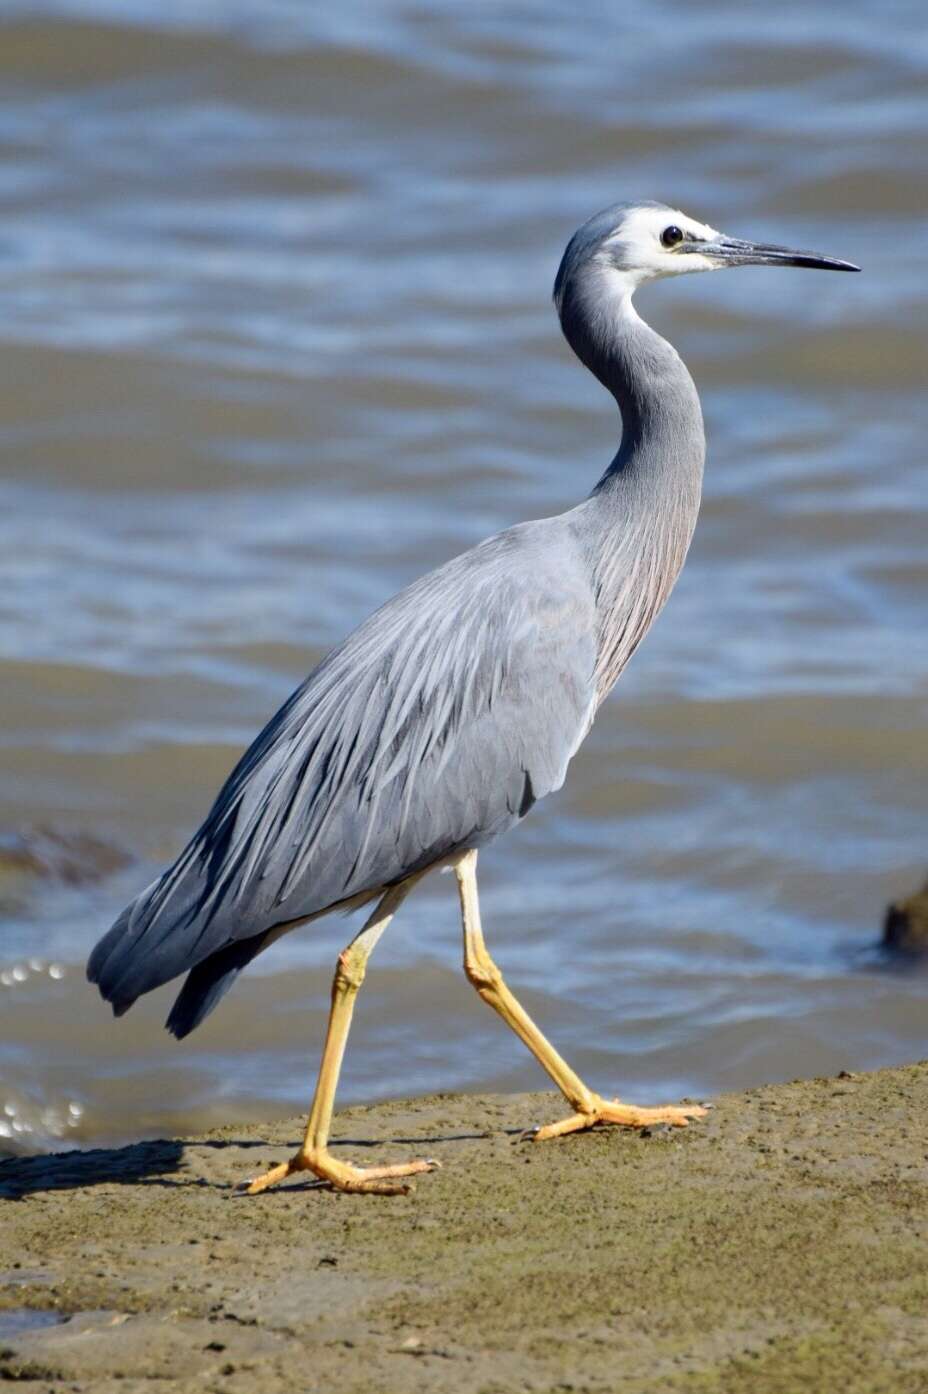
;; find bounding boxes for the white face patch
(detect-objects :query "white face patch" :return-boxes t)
[598,206,723,292]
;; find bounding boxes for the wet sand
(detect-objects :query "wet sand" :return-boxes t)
[2,1063,927,1392]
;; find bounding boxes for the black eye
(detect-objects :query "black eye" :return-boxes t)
[661,225,684,248]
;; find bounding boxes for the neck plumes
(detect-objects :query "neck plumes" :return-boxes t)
[558,266,706,699]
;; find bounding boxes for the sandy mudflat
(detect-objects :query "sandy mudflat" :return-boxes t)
[1,1064,927,1393]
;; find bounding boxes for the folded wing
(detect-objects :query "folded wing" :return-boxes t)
[88,520,597,1023]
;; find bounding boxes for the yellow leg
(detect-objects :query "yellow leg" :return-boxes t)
[453,849,707,1140]
[246,878,440,1195]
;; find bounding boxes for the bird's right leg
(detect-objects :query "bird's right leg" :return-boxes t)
[245,878,439,1196]
[453,849,706,1138]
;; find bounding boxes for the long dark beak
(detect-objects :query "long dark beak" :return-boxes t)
[692,236,860,273]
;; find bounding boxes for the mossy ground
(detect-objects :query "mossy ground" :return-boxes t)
[2,1064,927,1392]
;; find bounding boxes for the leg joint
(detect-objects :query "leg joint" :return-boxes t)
[334,945,368,995]
[464,948,503,995]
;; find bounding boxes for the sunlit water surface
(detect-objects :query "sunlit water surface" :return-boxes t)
[1,0,926,1155]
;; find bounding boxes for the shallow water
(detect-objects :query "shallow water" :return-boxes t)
[0,1308,62,1339]
[1,0,926,1155]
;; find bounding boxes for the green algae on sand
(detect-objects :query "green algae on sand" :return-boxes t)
[1,1064,927,1393]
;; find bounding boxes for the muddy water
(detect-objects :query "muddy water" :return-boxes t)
[1,2,926,1155]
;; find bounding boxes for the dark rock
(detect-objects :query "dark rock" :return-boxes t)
[883,876,928,953]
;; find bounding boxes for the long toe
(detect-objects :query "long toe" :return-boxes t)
[352,1158,440,1182]
[244,1159,297,1195]
[600,1099,709,1129]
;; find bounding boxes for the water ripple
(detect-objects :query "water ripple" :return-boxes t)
[1,0,925,1151]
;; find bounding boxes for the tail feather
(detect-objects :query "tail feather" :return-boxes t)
[86,904,134,994]
[86,880,164,1016]
[165,933,271,1039]
[88,849,288,1036]
[86,860,225,1018]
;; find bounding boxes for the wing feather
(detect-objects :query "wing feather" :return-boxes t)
[88,519,596,1012]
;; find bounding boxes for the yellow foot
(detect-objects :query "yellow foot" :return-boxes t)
[243,1147,440,1196]
[528,1095,708,1142]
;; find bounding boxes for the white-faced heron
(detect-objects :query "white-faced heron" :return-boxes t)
[88,201,859,1193]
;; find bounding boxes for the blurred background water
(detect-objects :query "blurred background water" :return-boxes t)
[1,0,926,1157]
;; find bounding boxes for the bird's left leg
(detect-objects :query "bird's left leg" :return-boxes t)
[245,877,439,1195]
[454,849,706,1140]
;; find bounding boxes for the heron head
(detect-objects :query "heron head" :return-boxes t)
[554,200,859,306]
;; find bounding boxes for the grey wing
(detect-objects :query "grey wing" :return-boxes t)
[88,521,597,1015]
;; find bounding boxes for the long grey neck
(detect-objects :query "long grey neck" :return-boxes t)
[559,271,706,698]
